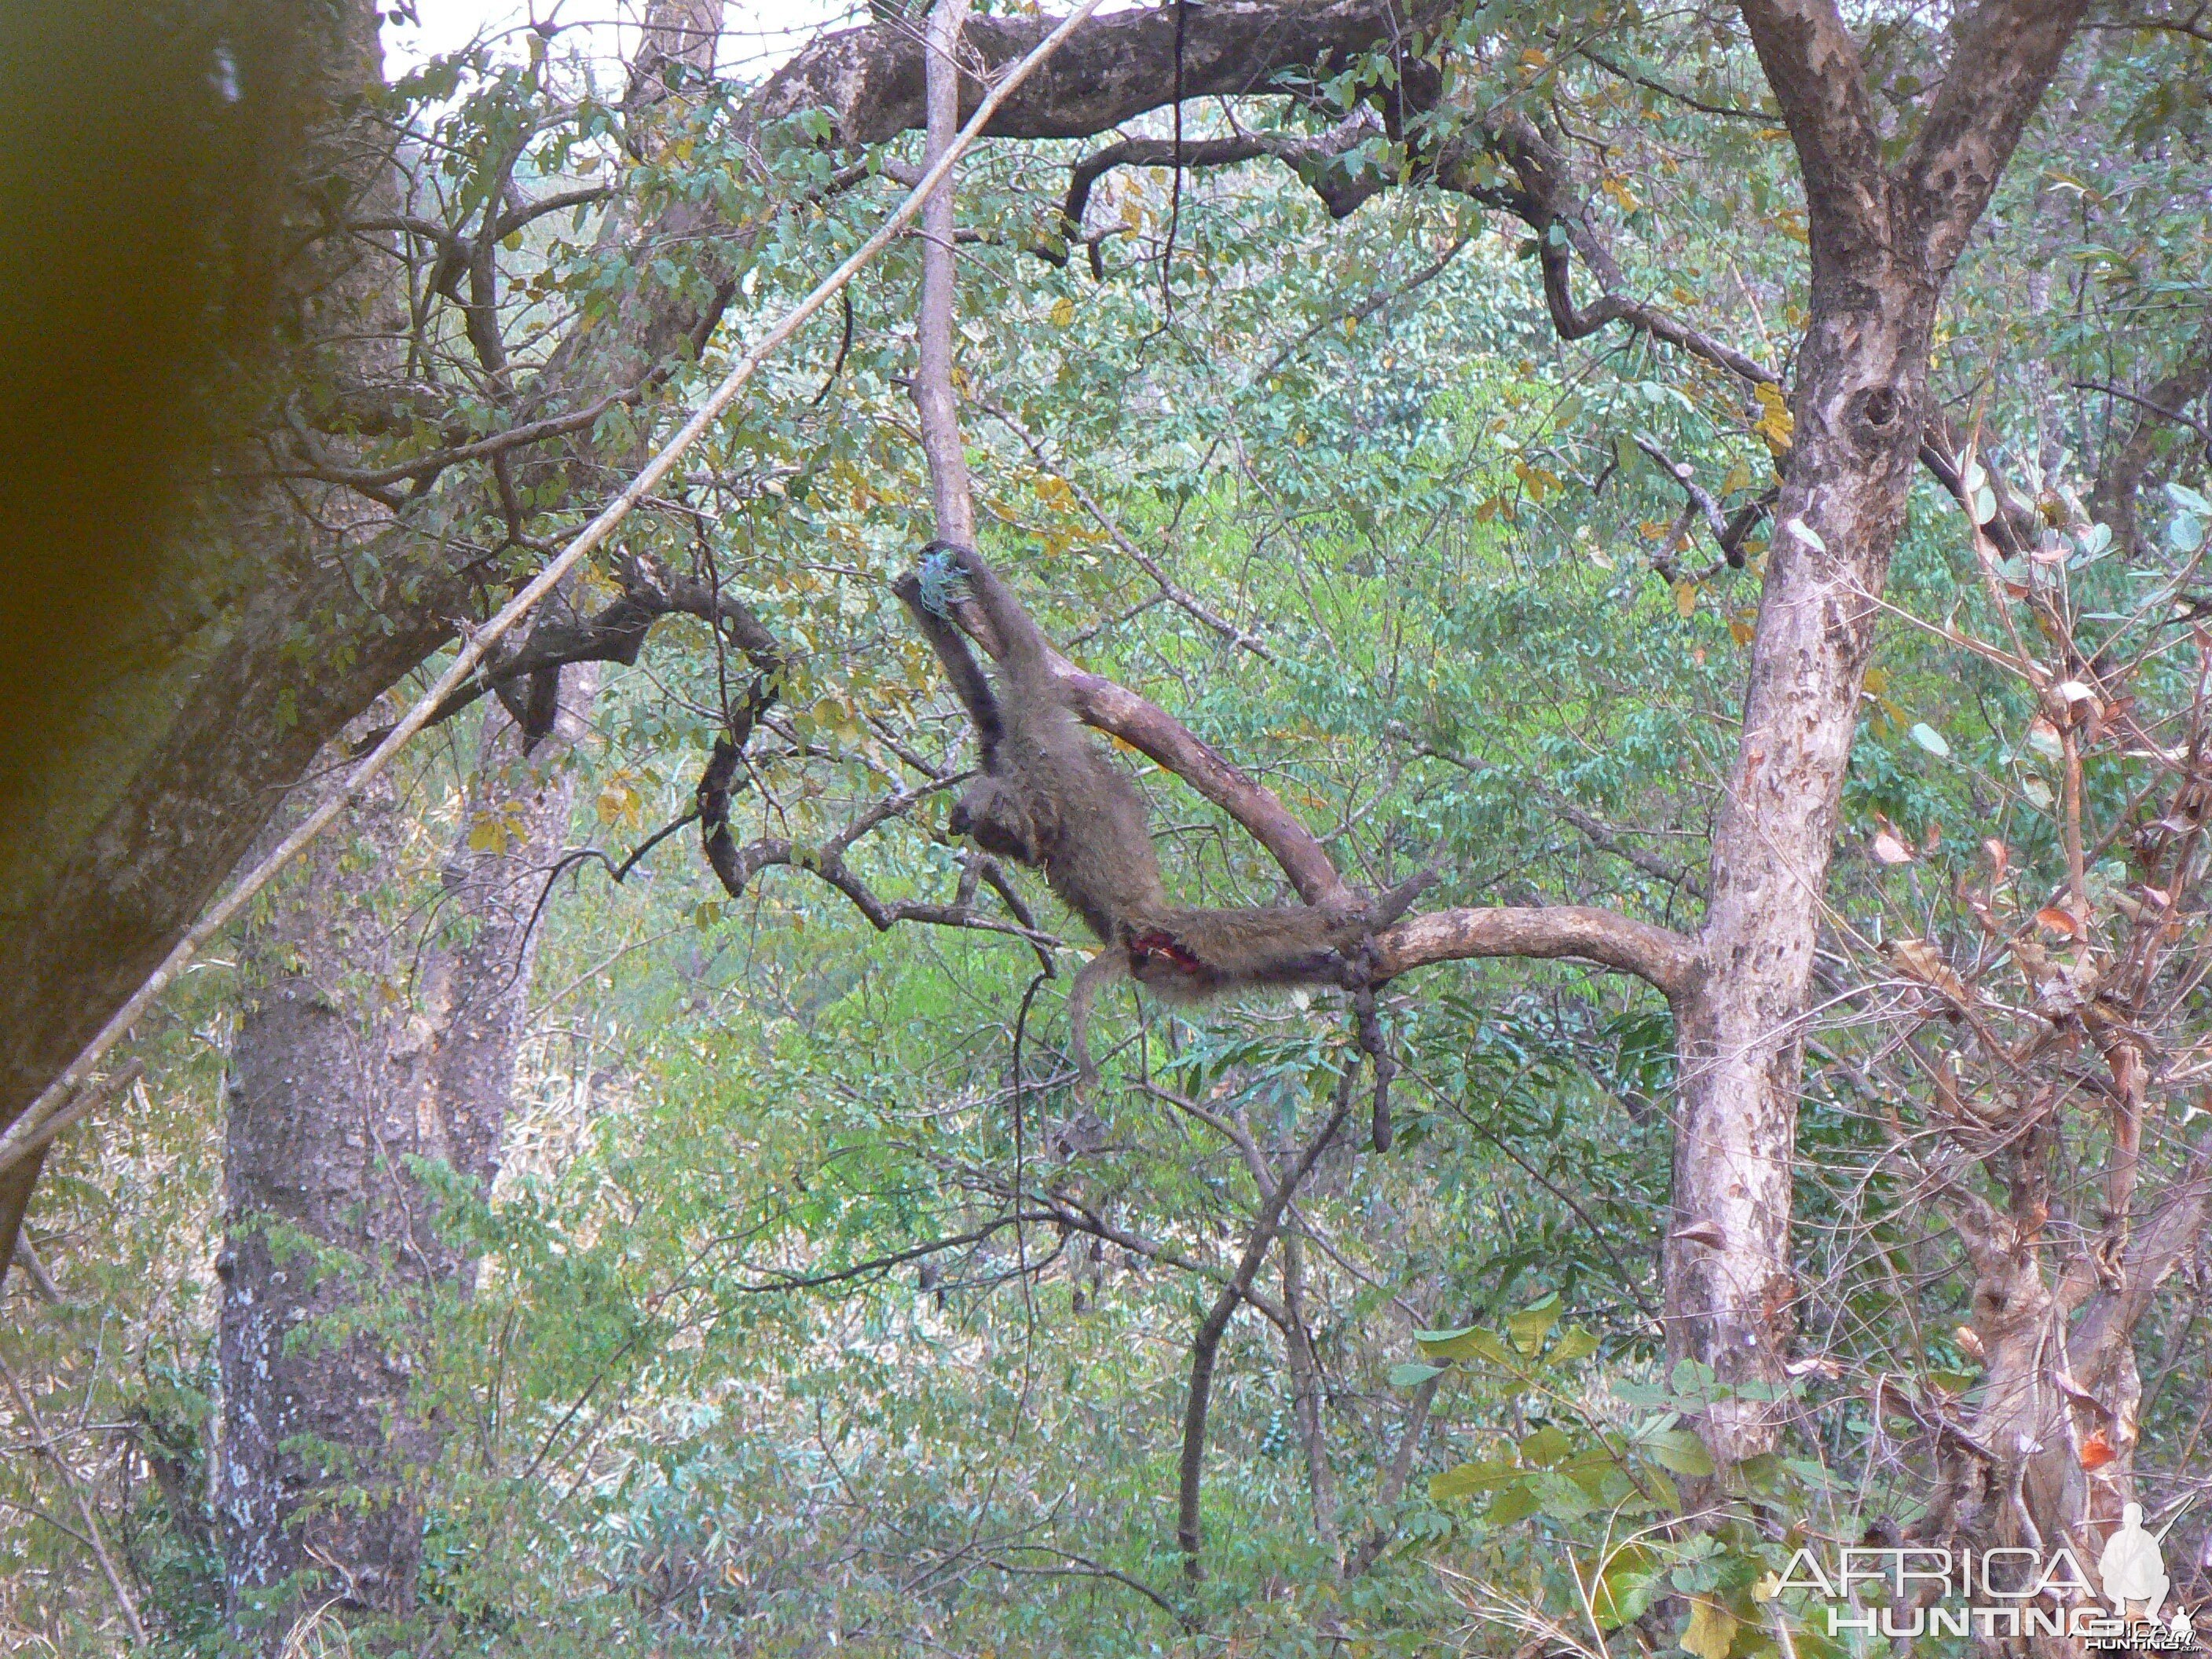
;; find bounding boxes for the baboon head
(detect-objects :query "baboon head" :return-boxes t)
[950,775,1046,866]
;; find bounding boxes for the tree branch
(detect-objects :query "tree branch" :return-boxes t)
[1053,115,1386,247]
[1343,1371,1438,1578]
[1632,434,1771,569]
[351,562,782,747]
[753,0,1455,146]
[939,585,1351,904]
[914,0,976,547]
[0,1061,145,1177]
[1734,0,1888,258]
[0,1351,146,1643]
[1370,906,1700,1002]
[1470,119,1782,388]
[983,1548,1196,1630]
[1900,0,2094,274]
[2083,307,2212,559]
[1177,1068,1357,1578]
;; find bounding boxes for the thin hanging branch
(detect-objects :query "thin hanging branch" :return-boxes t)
[1176,1067,1357,1579]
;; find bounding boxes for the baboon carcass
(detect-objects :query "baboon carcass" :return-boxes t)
[895,542,1374,1083]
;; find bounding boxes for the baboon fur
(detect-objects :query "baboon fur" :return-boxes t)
[895,544,1372,1083]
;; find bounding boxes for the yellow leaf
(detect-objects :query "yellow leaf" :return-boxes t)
[1681,1598,1738,1659]
[1675,580,1699,619]
[1721,458,1752,496]
[596,773,643,830]
[1049,295,1075,328]
[1752,382,1795,453]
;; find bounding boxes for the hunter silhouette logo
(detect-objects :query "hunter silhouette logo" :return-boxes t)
[2100,1503,2172,1622]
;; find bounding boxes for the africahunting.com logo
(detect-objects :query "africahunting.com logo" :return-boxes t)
[1767,1504,2199,1650]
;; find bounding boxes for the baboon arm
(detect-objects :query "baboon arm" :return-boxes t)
[895,572,1005,751]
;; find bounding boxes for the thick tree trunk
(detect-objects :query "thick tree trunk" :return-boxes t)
[1667,0,2089,1462]
[1,0,726,1277]
[1669,268,1937,1456]
[218,680,591,1643]
[0,0,430,1278]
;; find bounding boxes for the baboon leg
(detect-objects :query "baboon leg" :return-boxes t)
[949,546,1056,681]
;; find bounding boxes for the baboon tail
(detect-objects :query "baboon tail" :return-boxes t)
[1068,947,1127,1099]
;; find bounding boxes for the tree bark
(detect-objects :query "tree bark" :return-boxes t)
[217,677,592,1643]
[2086,308,2212,562]
[1668,0,2093,1460]
[0,0,724,1275]
[0,0,433,1280]
[912,0,976,548]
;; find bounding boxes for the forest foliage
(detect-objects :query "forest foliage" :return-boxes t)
[2,0,2209,1654]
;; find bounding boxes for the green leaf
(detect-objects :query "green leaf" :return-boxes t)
[1389,1361,1446,1388]
[1909,723,1950,758]
[1416,1325,1514,1365]
[1430,1459,1522,1500]
[1507,1291,1562,1355]
[1534,1470,1599,1520]
[1519,1424,1575,1467]
[1645,1426,1716,1476]
[1670,1357,1719,1399]
[1550,1326,1600,1364]
[1488,1481,1541,1524]
[1592,1544,1665,1628]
